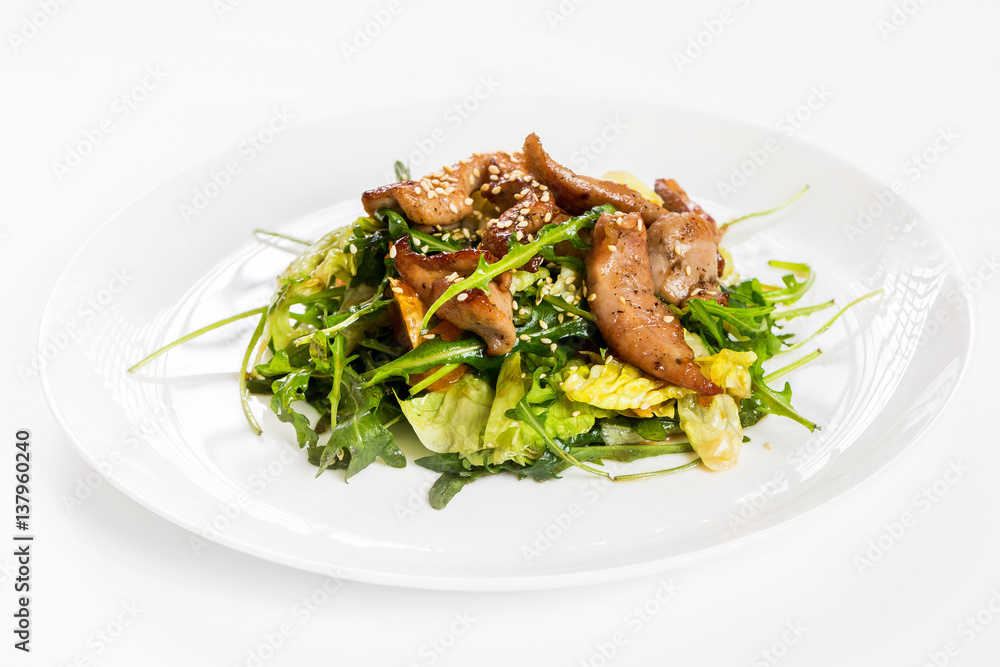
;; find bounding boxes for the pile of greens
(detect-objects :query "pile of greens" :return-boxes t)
[131,185,876,509]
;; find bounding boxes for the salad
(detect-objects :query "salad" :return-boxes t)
[132,133,873,509]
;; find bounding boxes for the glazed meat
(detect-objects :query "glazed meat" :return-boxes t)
[654,178,717,226]
[392,237,515,356]
[478,189,567,271]
[524,133,723,305]
[586,212,720,395]
[363,152,518,228]
[646,212,725,306]
[523,133,667,225]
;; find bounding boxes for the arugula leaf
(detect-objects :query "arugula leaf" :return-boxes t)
[269,369,319,449]
[362,337,501,386]
[428,474,476,509]
[761,261,815,306]
[538,245,585,273]
[315,367,405,478]
[255,349,298,376]
[749,377,817,432]
[569,442,692,463]
[376,207,462,252]
[422,205,613,328]
[394,160,410,181]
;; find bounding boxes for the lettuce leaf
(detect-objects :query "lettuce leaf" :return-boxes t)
[545,393,611,442]
[398,374,494,455]
[694,349,757,399]
[560,357,689,415]
[469,352,545,466]
[677,393,743,471]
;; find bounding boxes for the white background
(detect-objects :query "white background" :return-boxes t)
[3,0,999,665]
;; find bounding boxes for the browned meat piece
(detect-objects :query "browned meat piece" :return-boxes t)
[586,212,721,395]
[392,237,515,356]
[654,178,717,226]
[478,189,568,272]
[647,212,725,306]
[363,152,516,227]
[523,133,667,225]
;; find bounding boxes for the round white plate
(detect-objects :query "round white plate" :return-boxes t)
[41,99,973,590]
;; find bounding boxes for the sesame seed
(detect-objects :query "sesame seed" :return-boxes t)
[520,334,530,341]
[539,320,548,329]
[456,293,469,302]
[540,337,552,344]
[348,244,357,254]
[414,187,422,194]
[558,314,564,323]
[550,343,558,352]
[516,231,524,241]
[435,187,445,194]
[663,315,674,323]
[427,191,436,199]
[608,244,617,252]
[637,220,644,231]
[489,174,498,182]
[539,373,547,379]
[588,293,597,302]
[389,245,397,258]
[544,212,552,223]
[391,286,404,294]
[520,308,530,316]
[465,197,473,206]
[488,165,500,175]
[473,167,481,178]
[619,295,627,305]
[685,265,692,276]
[421,245,430,253]
[423,333,436,340]
[491,186,502,195]
[449,203,458,214]
[640,402,651,411]
[675,244,683,255]
[539,184,548,191]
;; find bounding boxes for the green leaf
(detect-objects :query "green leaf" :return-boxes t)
[376,208,462,252]
[569,442,692,463]
[510,398,611,479]
[394,160,411,181]
[255,349,297,377]
[399,374,494,455]
[315,367,405,478]
[362,337,500,386]
[422,205,613,328]
[428,474,476,509]
[750,377,817,432]
[721,185,809,229]
[269,369,319,449]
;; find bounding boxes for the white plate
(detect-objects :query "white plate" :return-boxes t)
[41,99,973,590]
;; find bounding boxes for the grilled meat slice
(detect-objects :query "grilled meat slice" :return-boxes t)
[392,237,515,356]
[586,212,720,395]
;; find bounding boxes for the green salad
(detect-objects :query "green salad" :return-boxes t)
[132,139,875,509]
